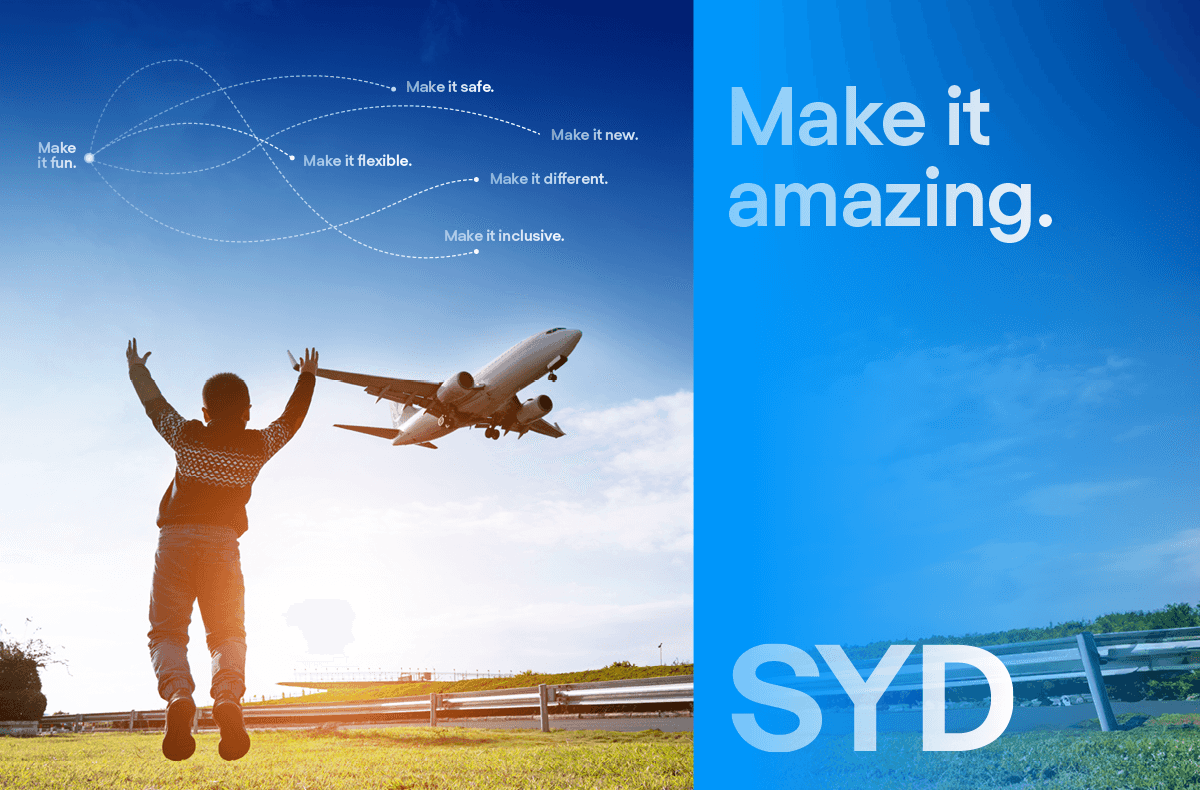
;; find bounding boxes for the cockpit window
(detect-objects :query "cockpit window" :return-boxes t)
[546,327,567,334]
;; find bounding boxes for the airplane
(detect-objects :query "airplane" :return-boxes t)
[290,328,582,449]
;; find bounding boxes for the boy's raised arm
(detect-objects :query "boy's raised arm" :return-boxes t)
[127,338,185,448]
[262,347,318,458]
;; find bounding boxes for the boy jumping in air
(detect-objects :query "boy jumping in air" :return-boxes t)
[126,339,318,761]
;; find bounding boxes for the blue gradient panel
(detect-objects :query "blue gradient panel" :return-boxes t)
[696,0,1197,783]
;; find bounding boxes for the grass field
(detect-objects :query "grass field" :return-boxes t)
[0,726,692,790]
[782,714,1200,789]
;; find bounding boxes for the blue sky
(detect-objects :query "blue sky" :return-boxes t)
[0,0,692,712]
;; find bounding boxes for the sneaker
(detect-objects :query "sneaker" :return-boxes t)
[162,693,196,761]
[213,699,251,761]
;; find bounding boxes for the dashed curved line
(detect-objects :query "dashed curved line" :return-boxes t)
[93,121,291,158]
[336,178,476,228]
[90,61,506,259]
[88,163,477,258]
[96,65,394,152]
[94,146,261,176]
[146,64,409,259]
[97,60,271,159]
[93,103,540,177]
[92,59,195,151]
[97,62,361,250]
[193,79,472,262]
[94,104,537,177]
[251,136,390,255]
[263,103,541,138]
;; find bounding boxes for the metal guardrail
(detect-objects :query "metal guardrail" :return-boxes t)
[771,627,1200,732]
[40,675,694,734]
[783,627,1200,695]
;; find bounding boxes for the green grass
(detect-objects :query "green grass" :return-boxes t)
[782,714,1200,789]
[262,664,694,707]
[0,726,693,789]
[1149,713,1200,728]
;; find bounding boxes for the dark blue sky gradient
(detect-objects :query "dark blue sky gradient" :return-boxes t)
[3,0,692,399]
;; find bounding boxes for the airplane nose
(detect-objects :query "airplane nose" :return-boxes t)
[567,329,583,351]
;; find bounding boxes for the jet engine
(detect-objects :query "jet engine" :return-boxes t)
[515,394,553,425]
[436,371,476,404]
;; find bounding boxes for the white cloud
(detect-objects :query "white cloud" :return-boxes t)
[263,391,694,553]
[836,344,1136,452]
[1113,424,1155,441]
[874,526,1200,644]
[1020,479,1149,516]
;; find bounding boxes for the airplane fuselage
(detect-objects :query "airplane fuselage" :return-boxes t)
[392,328,582,445]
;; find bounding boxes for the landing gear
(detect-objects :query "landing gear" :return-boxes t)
[548,372,558,382]
[484,427,500,440]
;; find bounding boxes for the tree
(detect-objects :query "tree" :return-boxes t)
[0,624,63,722]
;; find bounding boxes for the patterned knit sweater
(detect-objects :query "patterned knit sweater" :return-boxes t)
[129,365,316,535]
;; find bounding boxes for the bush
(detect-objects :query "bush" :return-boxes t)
[0,653,48,721]
[0,689,47,721]
[0,623,61,722]
[1146,669,1200,701]
[0,654,40,692]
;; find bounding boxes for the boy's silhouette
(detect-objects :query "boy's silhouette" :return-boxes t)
[126,339,318,761]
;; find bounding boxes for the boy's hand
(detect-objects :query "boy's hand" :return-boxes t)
[127,338,151,370]
[299,347,319,375]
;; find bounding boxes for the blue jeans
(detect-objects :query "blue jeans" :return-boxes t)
[148,525,246,703]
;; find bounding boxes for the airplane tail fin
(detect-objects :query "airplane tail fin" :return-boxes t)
[334,424,401,440]
[389,401,420,429]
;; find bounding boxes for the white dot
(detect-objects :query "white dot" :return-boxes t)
[948,85,961,98]
[83,152,95,163]
[391,86,397,92]
[473,176,479,182]
[289,155,295,161]
[926,166,939,179]
[474,249,479,254]
[1039,214,1052,227]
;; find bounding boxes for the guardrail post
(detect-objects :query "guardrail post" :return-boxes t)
[538,684,550,733]
[430,693,439,727]
[129,710,136,731]
[1077,632,1118,732]
[192,707,200,734]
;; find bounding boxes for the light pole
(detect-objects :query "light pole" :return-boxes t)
[658,643,663,666]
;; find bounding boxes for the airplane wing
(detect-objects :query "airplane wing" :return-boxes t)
[525,418,566,439]
[291,354,441,406]
[317,369,441,405]
[334,424,400,440]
